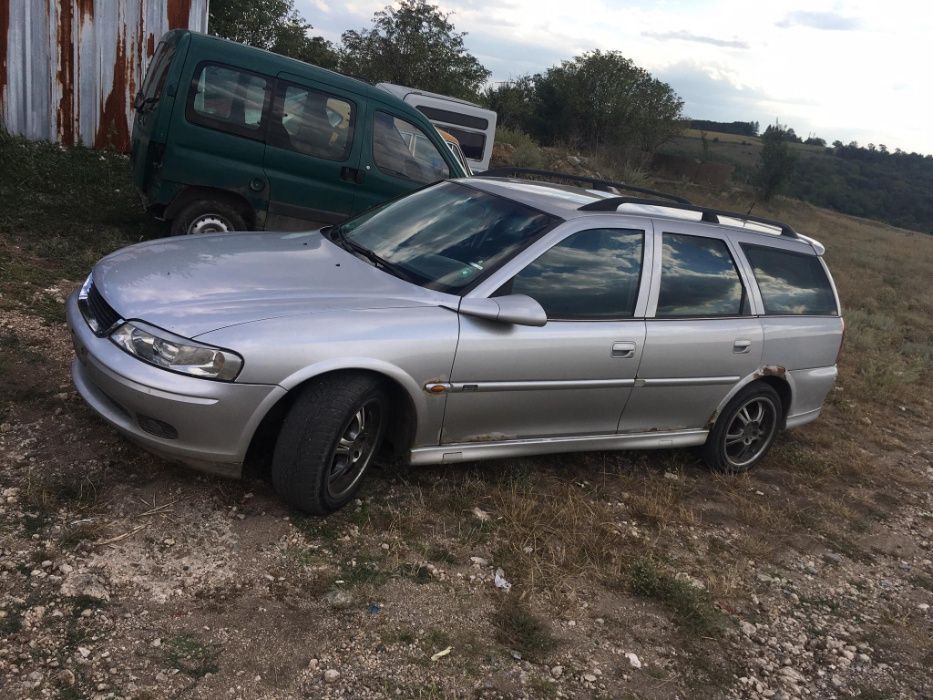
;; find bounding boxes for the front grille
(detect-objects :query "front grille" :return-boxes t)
[85,283,121,335]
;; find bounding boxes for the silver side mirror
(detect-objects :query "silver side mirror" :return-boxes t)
[456,294,547,327]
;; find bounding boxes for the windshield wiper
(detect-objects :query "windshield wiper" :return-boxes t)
[331,227,419,284]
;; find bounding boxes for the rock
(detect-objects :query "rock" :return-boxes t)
[625,652,642,669]
[326,589,354,609]
[58,562,74,575]
[77,647,91,659]
[56,669,76,687]
[918,603,929,612]
[150,638,161,648]
[779,666,805,684]
[741,621,757,636]
[583,673,597,683]
[61,573,110,602]
[323,669,340,683]
[550,665,563,679]
[822,552,843,564]
[675,572,705,590]
[470,556,489,567]
[307,658,319,671]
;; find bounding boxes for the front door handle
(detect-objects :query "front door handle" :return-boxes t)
[733,339,752,354]
[340,166,365,184]
[611,341,637,358]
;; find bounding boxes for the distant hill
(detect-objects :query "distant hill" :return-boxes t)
[658,134,933,234]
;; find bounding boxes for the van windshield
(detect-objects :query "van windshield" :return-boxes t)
[336,182,558,294]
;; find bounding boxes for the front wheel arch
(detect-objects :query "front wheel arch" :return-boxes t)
[164,187,256,232]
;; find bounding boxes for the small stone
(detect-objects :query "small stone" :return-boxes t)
[741,621,757,636]
[41,559,53,568]
[822,552,843,565]
[326,589,354,609]
[323,669,340,683]
[56,669,76,687]
[307,658,319,671]
[61,573,110,602]
[150,638,162,648]
[470,556,489,567]
[626,652,642,669]
[77,647,91,659]
[550,665,563,679]
[918,603,929,612]
[58,563,74,575]
[831,674,843,688]
[583,673,597,683]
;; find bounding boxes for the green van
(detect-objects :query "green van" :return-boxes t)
[131,30,467,234]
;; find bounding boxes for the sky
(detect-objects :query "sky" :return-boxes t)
[295,0,932,155]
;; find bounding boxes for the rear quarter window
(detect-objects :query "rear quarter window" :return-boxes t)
[741,244,838,315]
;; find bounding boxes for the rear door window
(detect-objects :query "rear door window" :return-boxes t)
[140,41,176,105]
[187,63,271,139]
[372,113,450,184]
[741,244,838,315]
[657,233,747,317]
[499,229,644,320]
[268,82,355,160]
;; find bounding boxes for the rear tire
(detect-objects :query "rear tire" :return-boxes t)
[702,382,781,473]
[170,199,248,235]
[272,374,388,515]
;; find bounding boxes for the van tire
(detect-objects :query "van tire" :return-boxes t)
[170,199,248,235]
[271,374,389,515]
[702,382,781,473]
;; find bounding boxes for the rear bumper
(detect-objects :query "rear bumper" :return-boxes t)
[67,293,285,478]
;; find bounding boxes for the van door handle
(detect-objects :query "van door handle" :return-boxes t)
[611,341,636,358]
[340,166,365,184]
[733,339,751,354]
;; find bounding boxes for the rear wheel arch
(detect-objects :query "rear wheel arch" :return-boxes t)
[710,372,793,430]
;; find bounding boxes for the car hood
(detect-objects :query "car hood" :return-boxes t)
[92,230,447,338]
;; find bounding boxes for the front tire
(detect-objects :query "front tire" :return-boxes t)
[272,374,388,515]
[702,383,781,473]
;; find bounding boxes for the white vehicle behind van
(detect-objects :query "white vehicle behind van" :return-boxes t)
[377,83,497,172]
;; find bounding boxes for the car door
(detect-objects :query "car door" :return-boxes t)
[262,72,365,229]
[441,222,652,444]
[352,109,453,215]
[619,222,763,432]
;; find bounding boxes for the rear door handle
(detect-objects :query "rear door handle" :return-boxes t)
[733,339,751,354]
[340,166,365,184]
[611,341,637,358]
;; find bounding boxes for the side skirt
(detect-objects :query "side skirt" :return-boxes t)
[409,429,710,466]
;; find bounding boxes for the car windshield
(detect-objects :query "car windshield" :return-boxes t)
[338,181,559,293]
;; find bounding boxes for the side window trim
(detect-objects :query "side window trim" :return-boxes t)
[492,226,653,322]
[647,226,753,320]
[184,61,272,142]
[371,110,452,183]
[739,242,840,316]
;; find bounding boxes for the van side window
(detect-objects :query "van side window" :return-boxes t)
[140,41,176,104]
[268,82,354,161]
[497,229,644,321]
[187,64,270,138]
[657,233,747,317]
[741,244,838,315]
[372,113,450,184]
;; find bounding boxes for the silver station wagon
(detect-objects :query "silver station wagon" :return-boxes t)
[67,177,844,514]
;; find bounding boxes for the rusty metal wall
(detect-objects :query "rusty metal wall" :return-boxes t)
[1,0,208,151]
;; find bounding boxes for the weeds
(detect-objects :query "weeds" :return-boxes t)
[491,596,558,661]
[164,634,220,678]
[629,558,723,635]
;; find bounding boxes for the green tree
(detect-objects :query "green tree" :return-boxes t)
[482,77,537,131]
[755,123,798,201]
[339,0,490,99]
[530,50,683,158]
[209,0,339,69]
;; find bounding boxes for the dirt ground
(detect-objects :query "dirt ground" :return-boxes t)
[0,139,931,699]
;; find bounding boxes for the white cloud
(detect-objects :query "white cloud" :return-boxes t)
[295,0,933,154]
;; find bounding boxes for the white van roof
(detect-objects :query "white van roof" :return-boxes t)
[376,83,482,109]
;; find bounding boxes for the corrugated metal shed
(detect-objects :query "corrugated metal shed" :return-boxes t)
[1,0,208,151]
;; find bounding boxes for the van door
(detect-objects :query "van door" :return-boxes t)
[353,110,453,214]
[619,226,763,432]
[131,34,181,193]
[262,72,365,230]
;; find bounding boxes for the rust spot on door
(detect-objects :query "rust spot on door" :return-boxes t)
[167,0,193,29]
[95,33,130,150]
[755,365,787,378]
[57,0,76,145]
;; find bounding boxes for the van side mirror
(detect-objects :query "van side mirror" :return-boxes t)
[457,294,547,326]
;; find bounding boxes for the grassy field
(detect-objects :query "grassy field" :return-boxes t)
[0,133,931,699]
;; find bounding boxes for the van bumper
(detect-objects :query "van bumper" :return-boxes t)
[66,293,286,478]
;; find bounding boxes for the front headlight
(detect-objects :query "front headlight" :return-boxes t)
[110,321,243,382]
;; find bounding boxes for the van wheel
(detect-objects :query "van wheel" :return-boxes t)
[170,199,248,235]
[271,374,388,515]
[702,383,781,473]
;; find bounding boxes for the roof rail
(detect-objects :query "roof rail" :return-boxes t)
[578,197,800,239]
[481,167,691,205]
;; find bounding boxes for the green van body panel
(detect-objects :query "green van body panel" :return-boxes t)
[131,30,466,231]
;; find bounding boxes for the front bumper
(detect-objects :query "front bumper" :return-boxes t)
[66,292,286,478]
